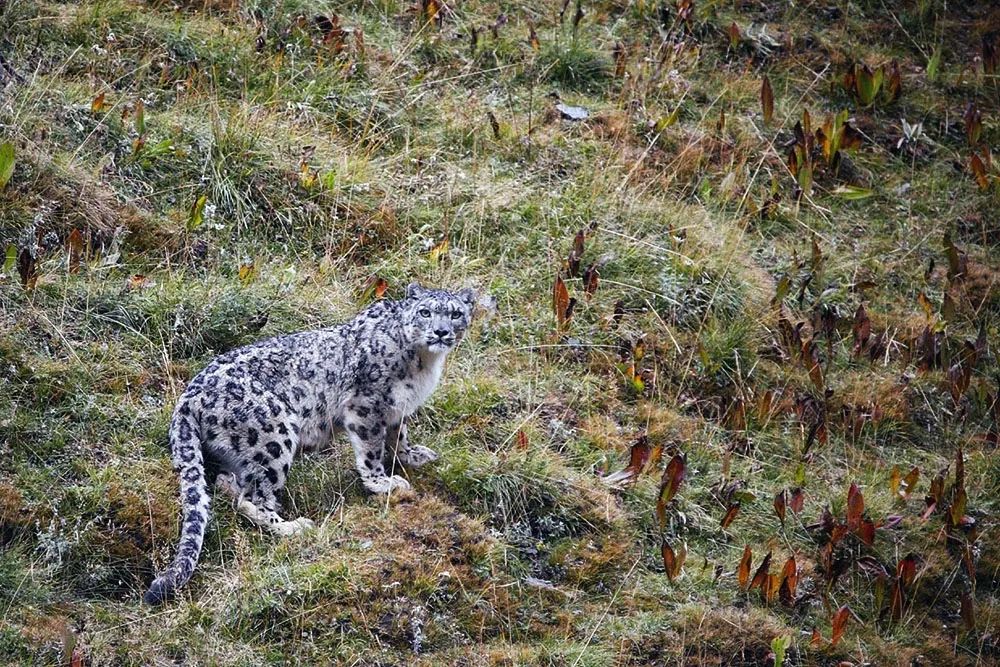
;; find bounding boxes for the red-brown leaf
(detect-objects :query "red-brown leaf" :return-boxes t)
[17,247,37,289]
[897,554,917,587]
[720,502,741,529]
[582,264,599,297]
[964,102,983,147]
[830,523,850,546]
[661,454,685,504]
[761,75,774,126]
[749,551,771,591]
[661,540,686,582]
[789,487,805,513]
[67,229,84,274]
[846,482,864,531]
[773,489,787,525]
[884,59,902,103]
[737,545,752,590]
[889,581,905,620]
[858,518,875,546]
[553,275,571,331]
[661,542,676,580]
[625,436,651,476]
[955,446,965,492]
[567,230,585,277]
[960,591,976,631]
[900,466,919,499]
[656,454,686,530]
[779,555,797,604]
[888,464,902,496]
[852,303,871,357]
[515,429,529,450]
[971,153,989,190]
[802,339,824,391]
[831,605,850,646]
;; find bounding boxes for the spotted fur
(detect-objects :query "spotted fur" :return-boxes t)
[144,283,476,605]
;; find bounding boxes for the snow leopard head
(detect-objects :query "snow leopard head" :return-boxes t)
[403,283,477,352]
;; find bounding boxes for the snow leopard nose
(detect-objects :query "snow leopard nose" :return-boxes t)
[434,328,450,339]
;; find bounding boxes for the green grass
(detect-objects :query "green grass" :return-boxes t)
[2,0,999,664]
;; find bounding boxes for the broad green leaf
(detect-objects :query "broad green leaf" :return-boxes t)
[927,45,942,82]
[0,141,15,189]
[771,635,791,667]
[656,108,679,131]
[3,244,15,273]
[855,64,882,106]
[797,162,813,193]
[135,99,146,135]
[831,185,875,200]
[188,194,207,231]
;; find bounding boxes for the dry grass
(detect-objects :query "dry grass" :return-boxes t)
[1,0,999,665]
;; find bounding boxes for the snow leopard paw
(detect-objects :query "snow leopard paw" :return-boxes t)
[364,474,411,494]
[397,445,439,468]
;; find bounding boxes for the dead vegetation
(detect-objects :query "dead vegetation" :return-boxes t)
[1,0,999,665]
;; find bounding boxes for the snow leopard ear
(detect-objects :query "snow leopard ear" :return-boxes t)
[457,287,477,307]
[406,282,425,299]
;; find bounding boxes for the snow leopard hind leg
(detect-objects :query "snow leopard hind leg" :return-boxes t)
[213,416,314,536]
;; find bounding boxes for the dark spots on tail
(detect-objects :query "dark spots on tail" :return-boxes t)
[265,441,282,458]
[178,443,197,464]
[247,428,259,447]
[265,467,279,485]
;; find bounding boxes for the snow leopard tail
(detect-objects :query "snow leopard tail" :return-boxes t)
[144,399,210,605]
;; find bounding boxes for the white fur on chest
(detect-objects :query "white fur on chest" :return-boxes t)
[392,352,446,417]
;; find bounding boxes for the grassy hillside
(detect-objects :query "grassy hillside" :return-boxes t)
[1,0,998,664]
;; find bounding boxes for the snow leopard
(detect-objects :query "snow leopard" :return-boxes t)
[144,283,476,605]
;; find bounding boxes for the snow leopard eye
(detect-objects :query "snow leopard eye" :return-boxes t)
[419,308,431,318]
[450,310,462,320]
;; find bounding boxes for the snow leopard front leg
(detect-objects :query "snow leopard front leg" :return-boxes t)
[345,404,410,493]
[387,420,439,468]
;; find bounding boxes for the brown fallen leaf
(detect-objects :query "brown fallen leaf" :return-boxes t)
[831,605,850,646]
[720,502,740,529]
[67,229,84,274]
[761,75,774,126]
[515,429,528,449]
[553,275,571,332]
[601,436,651,486]
[656,454,686,530]
[737,545,752,590]
[789,487,805,513]
[773,489,787,525]
[91,92,107,113]
[846,482,864,531]
[749,551,771,591]
[567,230,585,277]
[661,540,686,582]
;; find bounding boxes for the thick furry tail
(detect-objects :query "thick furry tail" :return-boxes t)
[144,401,210,605]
